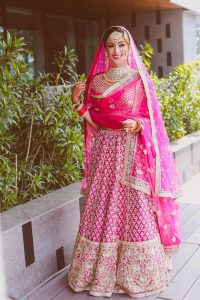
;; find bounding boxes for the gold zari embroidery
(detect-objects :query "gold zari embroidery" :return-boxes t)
[68,232,170,298]
[91,70,139,99]
[121,132,151,195]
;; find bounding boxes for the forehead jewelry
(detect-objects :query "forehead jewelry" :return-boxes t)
[109,30,129,44]
[109,31,123,42]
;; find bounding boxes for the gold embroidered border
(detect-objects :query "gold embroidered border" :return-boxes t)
[68,281,167,298]
[164,245,180,258]
[131,43,181,198]
[122,177,151,195]
[77,231,161,247]
[131,47,161,196]
[91,70,139,99]
[68,231,170,298]
[121,132,151,195]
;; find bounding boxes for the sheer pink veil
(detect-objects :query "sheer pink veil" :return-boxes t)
[81,26,181,250]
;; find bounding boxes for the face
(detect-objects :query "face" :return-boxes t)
[105,36,129,68]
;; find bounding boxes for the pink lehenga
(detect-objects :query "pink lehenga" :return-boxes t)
[67,27,181,298]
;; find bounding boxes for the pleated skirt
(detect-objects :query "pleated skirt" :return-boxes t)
[67,128,170,298]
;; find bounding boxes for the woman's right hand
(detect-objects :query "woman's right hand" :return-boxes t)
[71,82,87,104]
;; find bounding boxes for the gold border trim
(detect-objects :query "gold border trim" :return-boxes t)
[77,231,161,247]
[121,132,151,195]
[132,50,161,195]
[131,43,176,197]
[121,178,151,195]
[68,279,167,298]
[90,71,138,99]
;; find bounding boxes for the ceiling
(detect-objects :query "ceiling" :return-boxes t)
[4,0,183,18]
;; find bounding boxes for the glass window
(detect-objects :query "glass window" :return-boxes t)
[0,6,46,76]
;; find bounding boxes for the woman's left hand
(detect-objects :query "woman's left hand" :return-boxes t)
[122,119,138,133]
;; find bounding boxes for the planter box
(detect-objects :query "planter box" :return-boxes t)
[0,131,200,299]
[0,183,82,299]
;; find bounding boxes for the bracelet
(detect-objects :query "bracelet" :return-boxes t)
[72,101,80,108]
[133,120,142,133]
[76,102,88,117]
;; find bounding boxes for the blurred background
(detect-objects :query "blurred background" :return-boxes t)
[0,0,200,76]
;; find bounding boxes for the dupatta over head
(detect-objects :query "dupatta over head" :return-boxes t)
[80,26,181,253]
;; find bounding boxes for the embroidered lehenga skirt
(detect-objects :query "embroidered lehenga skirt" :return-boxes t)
[67,128,170,298]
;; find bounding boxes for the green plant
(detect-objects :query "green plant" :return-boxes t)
[153,61,200,141]
[0,31,85,212]
[139,42,200,141]
[139,41,154,70]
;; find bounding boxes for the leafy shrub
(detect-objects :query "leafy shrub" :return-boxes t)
[0,31,85,212]
[139,42,154,71]
[153,61,200,141]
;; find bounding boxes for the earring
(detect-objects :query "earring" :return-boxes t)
[105,51,109,71]
[127,51,132,65]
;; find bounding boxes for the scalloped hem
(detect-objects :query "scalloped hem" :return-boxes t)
[68,281,167,298]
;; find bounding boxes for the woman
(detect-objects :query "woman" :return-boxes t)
[67,26,181,298]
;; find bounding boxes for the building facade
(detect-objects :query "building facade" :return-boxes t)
[0,0,199,77]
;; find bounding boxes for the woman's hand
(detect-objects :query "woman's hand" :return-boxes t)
[71,82,87,104]
[122,119,140,133]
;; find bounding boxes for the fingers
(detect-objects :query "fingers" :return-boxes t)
[71,83,87,103]
[74,82,87,90]
[122,120,133,128]
[122,119,134,124]
[122,119,137,131]
[73,83,87,94]
[124,127,134,133]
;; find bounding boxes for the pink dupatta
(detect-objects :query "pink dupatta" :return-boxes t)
[80,27,181,254]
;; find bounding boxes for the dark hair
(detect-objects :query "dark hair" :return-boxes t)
[102,26,130,46]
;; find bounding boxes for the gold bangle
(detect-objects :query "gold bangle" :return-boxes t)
[75,102,84,112]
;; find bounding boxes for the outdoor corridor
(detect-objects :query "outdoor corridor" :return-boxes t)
[24,173,200,300]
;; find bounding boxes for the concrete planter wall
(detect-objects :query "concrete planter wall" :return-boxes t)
[0,183,82,299]
[0,131,200,299]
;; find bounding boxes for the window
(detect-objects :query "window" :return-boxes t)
[158,66,163,78]
[156,11,161,25]
[144,26,150,40]
[157,38,162,53]
[167,52,172,66]
[3,7,38,76]
[166,24,171,38]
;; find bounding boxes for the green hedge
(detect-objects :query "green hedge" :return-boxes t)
[152,62,200,141]
[0,32,85,212]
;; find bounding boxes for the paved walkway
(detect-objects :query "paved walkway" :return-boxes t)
[25,174,200,300]
[179,172,200,205]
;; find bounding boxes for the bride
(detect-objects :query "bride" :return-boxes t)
[67,26,181,298]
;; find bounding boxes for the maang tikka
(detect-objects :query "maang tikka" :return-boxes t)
[109,30,129,44]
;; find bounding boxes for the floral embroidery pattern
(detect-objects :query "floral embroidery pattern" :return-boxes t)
[68,128,177,297]
[68,233,169,298]
[79,129,158,243]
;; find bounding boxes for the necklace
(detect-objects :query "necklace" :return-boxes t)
[103,65,133,83]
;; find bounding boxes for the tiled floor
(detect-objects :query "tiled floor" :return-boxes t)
[25,174,200,300]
